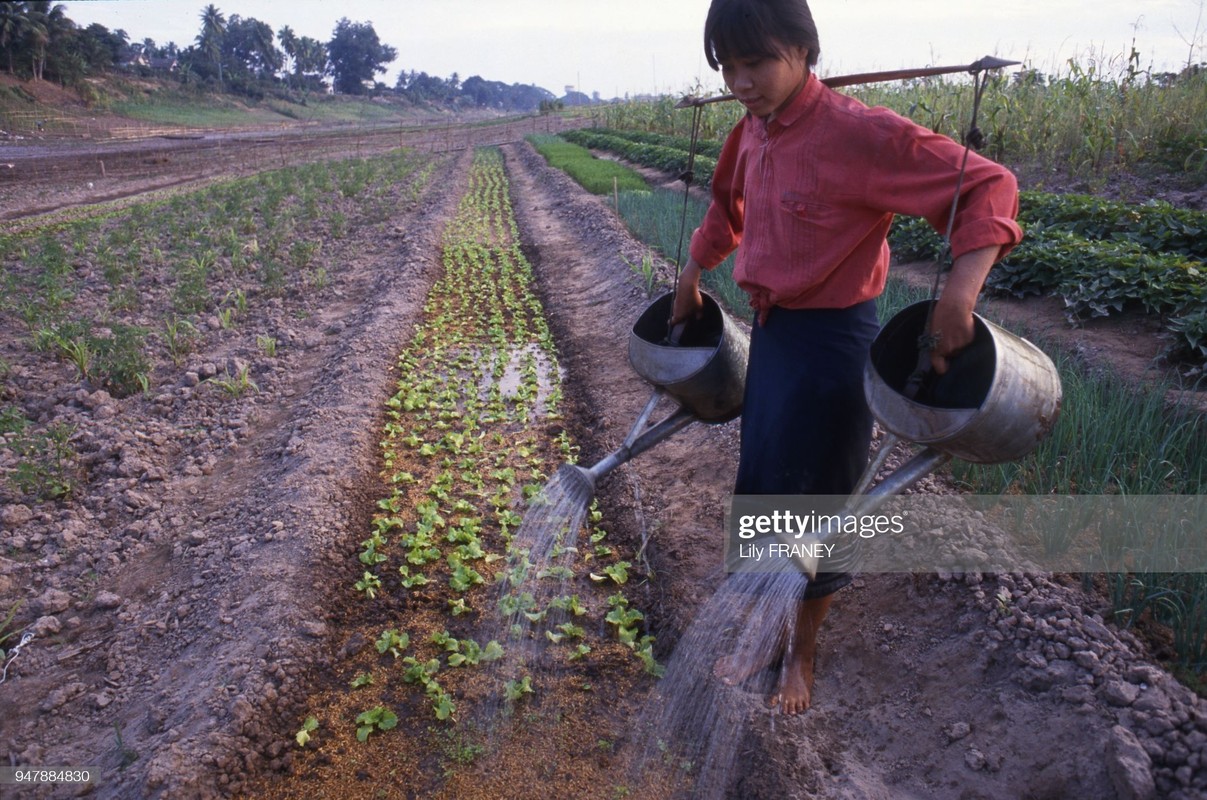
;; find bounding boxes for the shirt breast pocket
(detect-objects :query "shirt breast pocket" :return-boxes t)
[776,190,836,266]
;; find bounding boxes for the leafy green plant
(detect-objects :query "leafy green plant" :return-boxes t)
[53,333,95,382]
[354,571,382,599]
[295,716,318,747]
[354,706,398,741]
[290,240,320,270]
[623,250,662,297]
[6,422,77,501]
[527,134,648,195]
[208,365,259,398]
[433,691,456,721]
[561,129,717,188]
[163,317,200,366]
[591,561,631,585]
[375,628,410,659]
[0,600,26,663]
[0,405,27,436]
[305,267,330,289]
[503,675,534,702]
[1166,309,1207,363]
[93,323,151,397]
[173,251,215,314]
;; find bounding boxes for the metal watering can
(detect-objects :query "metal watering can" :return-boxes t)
[561,295,1062,577]
[788,300,1063,576]
[561,291,749,498]
[864,300,1062,463]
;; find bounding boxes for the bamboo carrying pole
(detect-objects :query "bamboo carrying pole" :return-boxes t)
[674,55,1020,108]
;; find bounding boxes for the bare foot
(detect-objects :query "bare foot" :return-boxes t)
[766,594,831,714]
[768,651,814,715]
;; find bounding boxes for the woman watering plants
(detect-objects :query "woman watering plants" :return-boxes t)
[670,0,1022,714]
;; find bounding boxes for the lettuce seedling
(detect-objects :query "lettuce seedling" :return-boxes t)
[355,707,398,742]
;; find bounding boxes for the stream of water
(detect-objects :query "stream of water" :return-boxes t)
[629,565,809,797]
[475,463,596,722]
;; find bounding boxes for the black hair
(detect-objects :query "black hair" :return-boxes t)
[704,0,821,70]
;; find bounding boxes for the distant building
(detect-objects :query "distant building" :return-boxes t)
[560,90,592,107]
[118,53,178,72]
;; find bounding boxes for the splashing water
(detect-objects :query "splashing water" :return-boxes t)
[507,464,595,573]
[476,463,597,717]
[628,564,809,798]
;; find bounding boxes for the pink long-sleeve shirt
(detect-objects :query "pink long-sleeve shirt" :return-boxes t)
[690,74,1023,320]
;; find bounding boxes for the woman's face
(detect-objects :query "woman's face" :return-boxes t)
[719,44,810,120]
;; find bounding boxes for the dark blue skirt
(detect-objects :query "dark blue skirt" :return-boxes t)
[734,300,880,599]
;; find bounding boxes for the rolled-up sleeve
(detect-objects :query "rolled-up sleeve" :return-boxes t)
[868,118,1022,262]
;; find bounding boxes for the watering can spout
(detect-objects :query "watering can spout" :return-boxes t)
[565,399,698,499]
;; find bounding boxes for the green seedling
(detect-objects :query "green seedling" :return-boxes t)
[375,629,410,659]
[433,691,456,722]
[359,534,388,567]
[208,365,258,397]
[163,317,199,365]
[545,622,585,644]
[398,566,429,588]
[355,707,398,742]
[295,716,318,747]
[590,561,631,585]
[401,657,442,688]
[538,565,575,580]
[549,595,588,616]
[354,572,382,599]
[503,675,534,703]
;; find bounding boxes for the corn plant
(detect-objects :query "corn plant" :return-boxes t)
[207,365,258,398]
[163,317,200,366]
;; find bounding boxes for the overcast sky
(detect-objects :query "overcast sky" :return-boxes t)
[63,0,1206,97]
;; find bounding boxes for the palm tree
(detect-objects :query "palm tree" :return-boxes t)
[23,1,69,81]
[196,4,225,84]
[25,17,48,80]
[250,20,280,78]
[0,3,25,75]
[295,37,326,85]
[277,24,296,73]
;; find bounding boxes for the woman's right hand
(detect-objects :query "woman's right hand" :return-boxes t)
[670,259,705,325]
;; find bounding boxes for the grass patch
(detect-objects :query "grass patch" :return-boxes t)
[108,97,286,128]
[615,187,748,319]
[527,134,648,195]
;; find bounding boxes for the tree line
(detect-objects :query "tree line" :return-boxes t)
[0,2,560,112]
